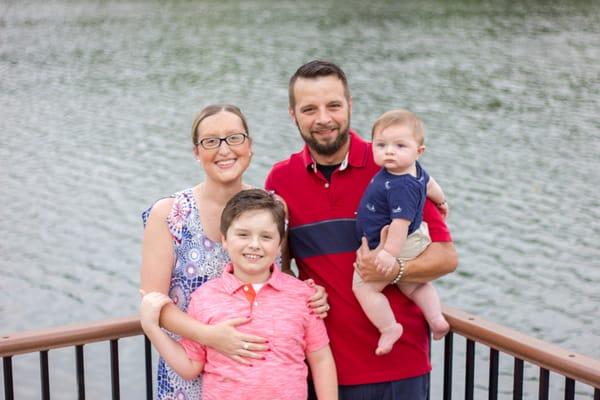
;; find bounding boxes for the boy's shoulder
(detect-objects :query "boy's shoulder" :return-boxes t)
[190,276,227,299]
[275,272,315,298]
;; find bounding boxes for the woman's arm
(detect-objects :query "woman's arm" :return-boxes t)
[140,292,204,380]
[306,345,338,400]
[140,199,268,363]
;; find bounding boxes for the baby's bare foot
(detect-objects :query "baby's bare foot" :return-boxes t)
[375,323,403,356]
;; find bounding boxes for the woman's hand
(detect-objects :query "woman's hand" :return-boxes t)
[206,317,270,365]
[305,279,329,319]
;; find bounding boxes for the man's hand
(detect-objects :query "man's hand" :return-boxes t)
[354,226,396,283]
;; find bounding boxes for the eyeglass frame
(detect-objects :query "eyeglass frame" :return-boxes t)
[195,132,249,150]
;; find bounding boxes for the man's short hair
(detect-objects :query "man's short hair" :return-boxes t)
[288,60,350,109]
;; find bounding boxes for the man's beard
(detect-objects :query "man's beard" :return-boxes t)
[298,123,350,156]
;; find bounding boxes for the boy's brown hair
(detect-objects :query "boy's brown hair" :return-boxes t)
[220,189,286,240]
[371,109,425,145]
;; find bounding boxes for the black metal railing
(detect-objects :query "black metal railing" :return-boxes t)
[1,308,599,399]
[440,306,600,399]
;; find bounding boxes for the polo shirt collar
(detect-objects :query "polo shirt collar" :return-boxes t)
[221,263,286,294]
[301,129,369,172]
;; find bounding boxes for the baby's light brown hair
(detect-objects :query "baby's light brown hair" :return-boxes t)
[371,109,425,146]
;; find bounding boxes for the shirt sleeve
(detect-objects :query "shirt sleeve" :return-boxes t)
[179,292,207,364]
[387,180,421,221]
[303,294,330,353]
[423,199,452,242]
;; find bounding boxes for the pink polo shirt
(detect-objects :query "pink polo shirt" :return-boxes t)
[180,263,329,400]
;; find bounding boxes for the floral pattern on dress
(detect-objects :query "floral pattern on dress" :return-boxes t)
[143,188,230,400]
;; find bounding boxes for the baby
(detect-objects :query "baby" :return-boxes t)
[354,109,450,355]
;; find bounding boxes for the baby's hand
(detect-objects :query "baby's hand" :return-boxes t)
[437,201,449,219]
[139,291,172,332]
[375,249,396,274]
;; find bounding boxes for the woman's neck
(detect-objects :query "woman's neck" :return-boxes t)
[198,178,249,204]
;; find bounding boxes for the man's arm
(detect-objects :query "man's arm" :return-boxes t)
[356,235,457,284]
[355,199,458,284]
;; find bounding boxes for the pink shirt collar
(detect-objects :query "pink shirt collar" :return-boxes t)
[220,263,286,294]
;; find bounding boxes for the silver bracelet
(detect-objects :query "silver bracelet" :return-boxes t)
[390,258,406,285]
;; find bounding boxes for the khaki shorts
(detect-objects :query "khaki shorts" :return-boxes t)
[352,223,431,287]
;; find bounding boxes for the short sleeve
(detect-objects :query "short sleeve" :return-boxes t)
[387,181,421,221]
[423,199,452,242]
[304,307,329,354]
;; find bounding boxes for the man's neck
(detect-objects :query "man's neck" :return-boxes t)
[309,139,350,165]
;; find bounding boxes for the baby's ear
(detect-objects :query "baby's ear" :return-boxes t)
[417,145,426,157]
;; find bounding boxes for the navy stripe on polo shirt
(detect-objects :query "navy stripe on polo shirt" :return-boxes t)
[289,218,360,259]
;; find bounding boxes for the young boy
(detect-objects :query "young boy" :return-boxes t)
[140,189,337,400]
[353,109,450,356]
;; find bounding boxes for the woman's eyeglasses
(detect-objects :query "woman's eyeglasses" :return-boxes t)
[196,133,248,150]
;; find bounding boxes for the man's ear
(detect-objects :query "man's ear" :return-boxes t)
[288,106,297,123]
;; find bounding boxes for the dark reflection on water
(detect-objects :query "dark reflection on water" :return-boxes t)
[1,1,599,398]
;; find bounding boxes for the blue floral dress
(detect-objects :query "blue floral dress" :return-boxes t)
[143,188,229,400]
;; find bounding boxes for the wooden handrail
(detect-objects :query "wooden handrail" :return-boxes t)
[442,305,600,388]
[0,316,141,357]
[1,308,599,389]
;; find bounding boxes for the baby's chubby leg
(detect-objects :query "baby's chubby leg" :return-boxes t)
[353,271,403,355]
[398,282,449,340]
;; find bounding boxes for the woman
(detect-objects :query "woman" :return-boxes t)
[140,104,328,399]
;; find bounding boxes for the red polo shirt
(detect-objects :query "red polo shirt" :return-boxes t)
[265,131,452,385]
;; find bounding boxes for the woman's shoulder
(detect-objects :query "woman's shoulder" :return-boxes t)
[142,188,193,228]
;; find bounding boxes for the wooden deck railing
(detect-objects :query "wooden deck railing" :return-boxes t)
[1,307,599,399]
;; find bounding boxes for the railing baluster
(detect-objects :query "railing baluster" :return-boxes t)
[144,336,153,400]
[443,331,453,400]
[3,356,14,400]
[564,377,574,400]
[489,348,499,400]
[465,339,475,400]
[40,350,50,400]
[513,358,524,400]
[76,345,85,400]
[538,368,549,400]
[110,339,120,400]
[594,388,600,400]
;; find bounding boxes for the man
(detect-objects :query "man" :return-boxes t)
[265,60,457,399]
